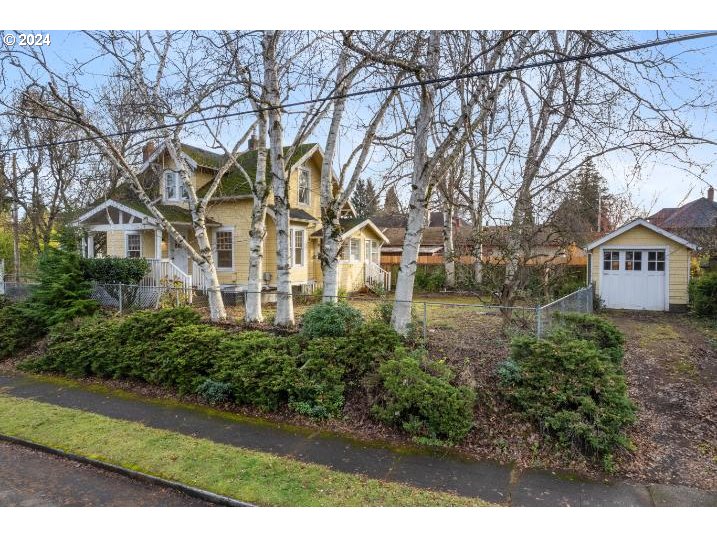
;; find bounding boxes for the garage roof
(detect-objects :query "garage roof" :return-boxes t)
[584,218,698,251]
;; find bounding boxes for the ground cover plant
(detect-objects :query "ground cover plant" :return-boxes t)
[498,315,635,470]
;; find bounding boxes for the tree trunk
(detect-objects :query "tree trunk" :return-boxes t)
[442,199,455,288]
[321,225,341,302]
[245,112,270,323]
[11,156,20,282]
[265,31,294,327]
[391,31,441,335]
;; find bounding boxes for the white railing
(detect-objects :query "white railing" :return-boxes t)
[141,258,192,289]
[191,260,211,291]
[365,260,391,292]
[0,259,4,295]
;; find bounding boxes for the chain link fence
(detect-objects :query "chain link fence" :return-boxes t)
[536,284,594,337]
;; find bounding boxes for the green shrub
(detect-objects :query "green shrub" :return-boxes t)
[691,272,717,317]
[109,307,202,380]
[336,320,404,382]
[153,324,226,393]
[24,247,98,327]
[499,335,635,469]
[414,266,446,292]
[212,332,302,410]
[196,379,233,405]
[81,257,150,284]
[372,348,475,444]
[301,301,364,338]
[0,303,45,360]
[291,340,346,419]
[21,315,120,377]
[551,312,625,364]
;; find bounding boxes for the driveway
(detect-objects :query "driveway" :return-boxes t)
[0,441,212,506]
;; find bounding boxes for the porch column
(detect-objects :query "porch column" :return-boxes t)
[87,234,95,259]
[154,229,162,259]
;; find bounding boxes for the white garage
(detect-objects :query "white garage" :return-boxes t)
[584,219,697,312]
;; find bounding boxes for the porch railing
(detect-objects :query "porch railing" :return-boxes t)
[365,260,391,292]
[191,260,211,292]
[142,258,192,289]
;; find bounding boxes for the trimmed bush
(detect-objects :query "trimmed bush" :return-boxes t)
[153,324,226,393]
[551,312,625,363]
[372,348,475,444]
[291,340,346,418]
[212,332,302,410]
[81,257,150,285]
[196,379,233,405]
[0,303,45,360]
[301,301,364,338]
[499,335,635,469]
[691,272,717,317]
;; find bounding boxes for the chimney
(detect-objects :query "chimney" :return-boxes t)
[248,135,257,151]
[708,186,715,202]
[142,141,156,162]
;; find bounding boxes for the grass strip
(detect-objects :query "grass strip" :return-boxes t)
[0,395,489,506]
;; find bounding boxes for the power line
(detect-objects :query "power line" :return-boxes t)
[2,30,716,155]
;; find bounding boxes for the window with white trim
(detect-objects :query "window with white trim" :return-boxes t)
[215,229,233,269]
[647,250,665,272]
[164,170,189,202]
[365,239,380,264]
[126,233,142,259]
[298,168,311,206]
[625,250,642,271]
[603,250,619,271]
[349,238,360,262]
[290,228,305,267]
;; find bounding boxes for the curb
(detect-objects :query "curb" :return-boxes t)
[0,434,254,507]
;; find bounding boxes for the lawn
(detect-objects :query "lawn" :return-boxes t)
[0,395,489,507]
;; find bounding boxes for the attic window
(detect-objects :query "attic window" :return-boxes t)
[164,170,188,201]
[298,168,311,205]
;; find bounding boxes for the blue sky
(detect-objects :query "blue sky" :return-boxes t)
[5,29,717,215]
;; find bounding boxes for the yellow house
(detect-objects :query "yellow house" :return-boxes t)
[584,219,696,311]
[74,142,390,295]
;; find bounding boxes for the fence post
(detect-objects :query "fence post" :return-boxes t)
[422,302,427,343]
[118,283,123,314]
[535,304,542,338]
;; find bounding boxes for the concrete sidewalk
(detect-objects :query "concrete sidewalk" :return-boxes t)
[1,373,715,507]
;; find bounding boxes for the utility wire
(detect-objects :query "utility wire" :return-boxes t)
[1,30,716,155]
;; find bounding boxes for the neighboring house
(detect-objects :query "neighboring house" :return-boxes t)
[647,186,717,252]
[73,141,390,293]
[379,220,588,268]
[584,218,697,311]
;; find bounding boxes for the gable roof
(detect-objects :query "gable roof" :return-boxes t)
[75,198,221,227]
[310,218,389,244]
[194,143,317,198]
[584,218,697,251]
[658,197,717,228]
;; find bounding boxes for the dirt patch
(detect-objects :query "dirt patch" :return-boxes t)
[607,311,717,491]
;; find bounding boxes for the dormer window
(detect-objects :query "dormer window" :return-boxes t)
[298,168,310,205]
[164,170,188,201]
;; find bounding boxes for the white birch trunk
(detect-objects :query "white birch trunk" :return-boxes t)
[264,31,294,327]
[245,113,270,322]
[391,31,441,335]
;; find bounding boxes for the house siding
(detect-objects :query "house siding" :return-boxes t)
[337,225,384,292]
[589,225,691,306]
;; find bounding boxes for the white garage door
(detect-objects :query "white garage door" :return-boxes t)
[601,249,666,310]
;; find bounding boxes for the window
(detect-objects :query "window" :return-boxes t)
[215,230,233,269]
[290,228,305,267]
[365,239,379,264]
[349,239,360,262]
[625,250,642,271]
[647,250,665,272]
[298,169,311,205]
[126,233,142,259]
[603,250,619,270]
[164,170,188,201]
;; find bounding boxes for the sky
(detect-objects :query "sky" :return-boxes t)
[3,29,717,217]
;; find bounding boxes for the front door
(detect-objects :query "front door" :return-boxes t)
[170,230,190,274]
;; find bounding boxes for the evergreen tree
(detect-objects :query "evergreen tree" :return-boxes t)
[351,179,379,219]
[383,185,402,215]
[553,161,610,240]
